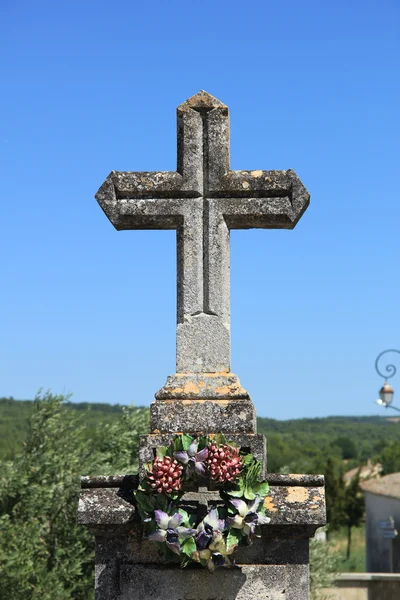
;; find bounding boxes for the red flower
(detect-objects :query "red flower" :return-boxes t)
[206,443,242,483]
[147,455,183,494]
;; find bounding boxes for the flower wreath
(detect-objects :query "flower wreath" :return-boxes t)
[130,433,271,571]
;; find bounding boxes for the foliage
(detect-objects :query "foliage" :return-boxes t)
[377,441,400,475]
[309,537,340,600]
[257,415,400,474]
[342,471,364,560]
[0,396,386,594]
[324,458,346,535]
[2,398,400,472]
[332,436,358,460]
[0,392,148,600]
[323,458,364,559]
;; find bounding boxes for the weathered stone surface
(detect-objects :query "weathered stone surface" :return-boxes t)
[78,474,325,529]
[155,372,249,401]
[117,564,309,600]
[150,398,256,435]
[79,474,324,599]
[78,487,136,527]
[96,90,310,377]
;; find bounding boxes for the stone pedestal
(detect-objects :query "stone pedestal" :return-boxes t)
[78,379,326,599]
[85,90,325,599]
[78,473,325,599]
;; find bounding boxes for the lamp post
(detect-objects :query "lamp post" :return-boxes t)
[375,349,400,413]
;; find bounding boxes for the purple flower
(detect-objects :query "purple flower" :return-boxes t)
[174,442,209,476]
[195,507,226,551]
[148,510,196,555]
[227,497,270,539]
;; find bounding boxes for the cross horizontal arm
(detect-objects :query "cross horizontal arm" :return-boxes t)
[211,169,309,225]
[96,170,202,229]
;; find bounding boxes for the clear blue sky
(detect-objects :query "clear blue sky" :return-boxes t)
[1,0,399,419]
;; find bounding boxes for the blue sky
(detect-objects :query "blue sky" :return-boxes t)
[1,0,399,419]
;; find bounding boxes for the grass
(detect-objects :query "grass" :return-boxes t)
[329,524,366,572]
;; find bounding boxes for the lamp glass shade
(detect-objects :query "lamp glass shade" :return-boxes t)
[379,384,394,405]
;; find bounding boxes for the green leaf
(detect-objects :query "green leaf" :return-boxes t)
[197,436,208,450]
[227,527,242,549]
[212,433,227,446]
[156,446,168,459]
[154,493,168,511]
[243,486,256,500]
[244,459,262,488]
[226,478,245,497]
[253,481,269,497]
[181,555,193,568]
[227,489,244,498]
[181,536,196,557]
[241,453,254,466]
[172,435,184,452]
[168,491,181,501]
[177,508,190,524]
[134,490,155,513]
[182,433,194,451]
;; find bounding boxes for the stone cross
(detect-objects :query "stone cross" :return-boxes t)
[96,91,309,377]
[81,93,324,600]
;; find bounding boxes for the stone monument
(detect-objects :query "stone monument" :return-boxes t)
[79,91,326,599]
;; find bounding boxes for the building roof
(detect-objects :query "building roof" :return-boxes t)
[361,472,400,500]
[344,460,381,484]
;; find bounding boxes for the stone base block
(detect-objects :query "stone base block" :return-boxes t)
[116,564,309,600]
[150,399,256,434]
[139,433,266,475]
[155,372,250,401]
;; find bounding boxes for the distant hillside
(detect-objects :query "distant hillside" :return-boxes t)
[1,397,399,470]
[0,397,123,459]
[256,414,400,471]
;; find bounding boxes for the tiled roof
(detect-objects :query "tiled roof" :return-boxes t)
[344,460,382,483]
[361,472,400,500]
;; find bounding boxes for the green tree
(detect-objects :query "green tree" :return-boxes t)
[309,537,340,600]
[343,471,364,560]
[0,392,148,600]
[333,436,358,460]
[324,457,345,537]
[378,442,400,475]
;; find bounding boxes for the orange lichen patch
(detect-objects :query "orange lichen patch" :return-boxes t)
[286,487,309,503]
[162,399,231,407]
[164,387,184,394]
[183,382,200,395]
[202,371,231,378]
[310,493,323,507]
[215,385,234,395]
[264,496,278,512]
[251,170,263,177]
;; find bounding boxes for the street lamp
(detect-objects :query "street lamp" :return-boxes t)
[375,349,400,413]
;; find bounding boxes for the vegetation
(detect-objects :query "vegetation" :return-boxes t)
[309,537,340,600]
[0,394,399,597]
[2,397,400,471]
[0,393,148,600]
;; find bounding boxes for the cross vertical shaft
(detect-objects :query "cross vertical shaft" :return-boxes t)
[175,96,231,373]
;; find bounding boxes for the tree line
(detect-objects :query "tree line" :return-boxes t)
[0,394,399,598]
